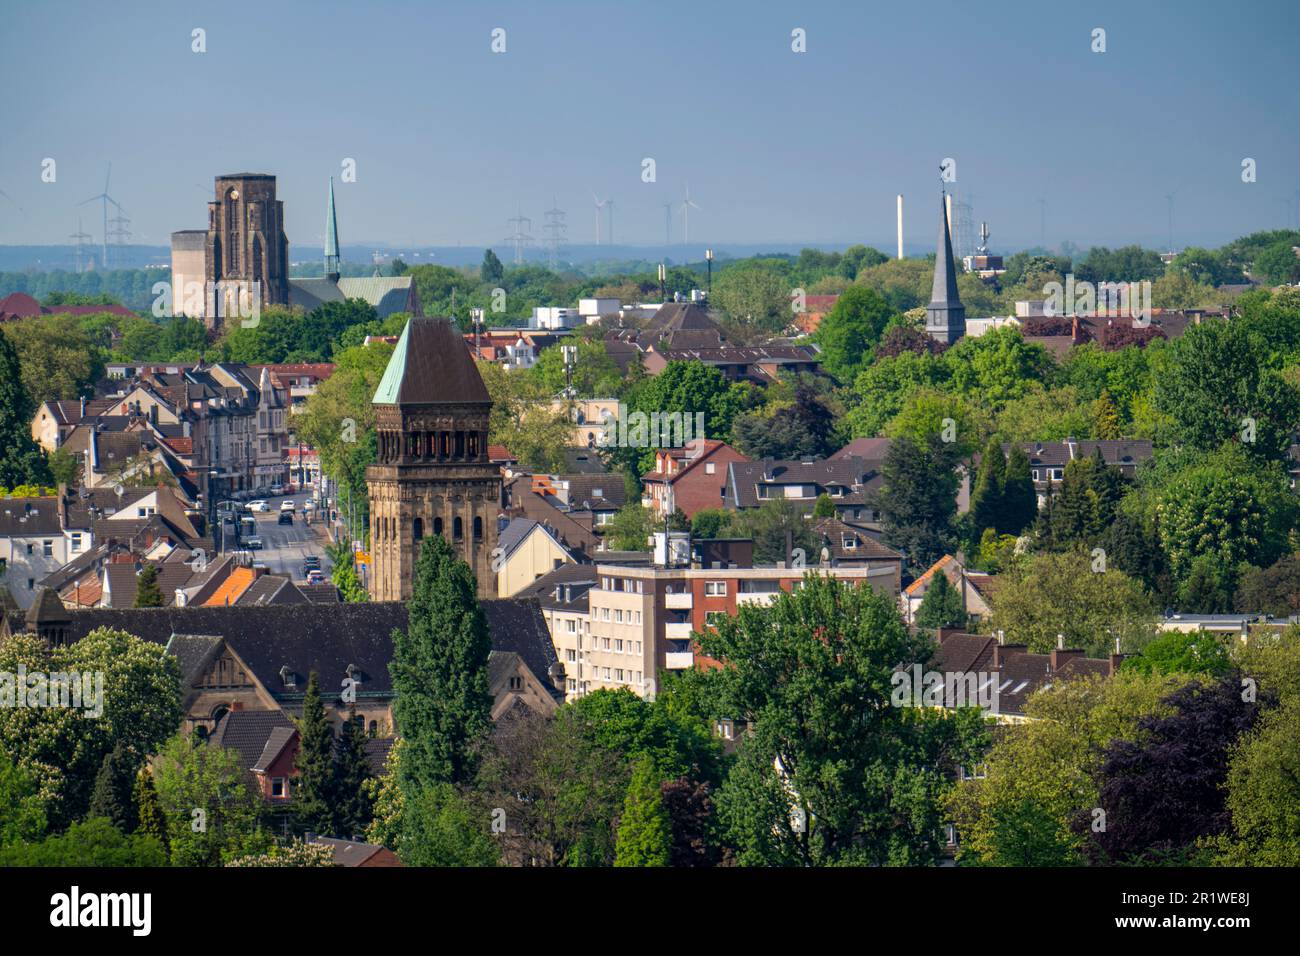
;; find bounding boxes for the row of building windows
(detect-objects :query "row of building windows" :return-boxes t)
[592,606,643,625]
[373,515,484,541]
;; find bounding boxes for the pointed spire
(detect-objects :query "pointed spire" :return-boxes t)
[324,177,341,282]
[925,188,965,344]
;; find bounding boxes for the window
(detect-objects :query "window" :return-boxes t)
[25,544,33,555]
[706,611,726,627]
[42,540,53,557]
[634,610,642,624]
[635,641,642,654]
[705,581,727,596]
[614,609,623,623]
[70,533,83,553]
[601,607,610,622]
[614,639,623,652]
[565,619,577,633]
[602,668,610,680]
[1031,469,1041,481]
[413,517,423,541]
[566,650,577,662]
[508,676,523,690]
[271,778,287,798]
[842,534,857,550]
[705,462,716,474]
[601,638,610,650]
[453,516,463,539]
[474,516,483,539]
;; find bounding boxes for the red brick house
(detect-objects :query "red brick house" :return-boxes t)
[641,440,749,519]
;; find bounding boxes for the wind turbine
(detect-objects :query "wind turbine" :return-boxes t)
[0,188,23,213]
[592,192,607,245]
[679,184,700,245]
[78,163,126,270]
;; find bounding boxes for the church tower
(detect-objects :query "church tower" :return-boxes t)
[366,317,500,601]
[324,177,341,283]
[925,191,966,345]
[203,174,290,330]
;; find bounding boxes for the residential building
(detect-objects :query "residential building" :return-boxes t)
[495,517,579,598]
[641,441,750,519]
[724,455,883,524]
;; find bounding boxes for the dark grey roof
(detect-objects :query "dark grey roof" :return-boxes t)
[0,499,62,536]
[252,726,297,773]
[925,192,965,340]
[373,317,490,405]
[726,455,876,509]
[60,598,560,702]
[308,835,387,867]
[498,517,542,559]
[164,633,224,687]
[514,562,598,612]
[210,709,296,772]
[562,474,625,510]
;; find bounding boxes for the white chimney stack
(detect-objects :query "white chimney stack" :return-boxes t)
[896,194,904,260]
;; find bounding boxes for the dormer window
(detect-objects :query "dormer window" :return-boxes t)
[279,665,296,688]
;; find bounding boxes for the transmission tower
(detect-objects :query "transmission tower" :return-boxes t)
[505,208,534,264]
[70,218,93,273]
[541,197,567,270]
[107,204,132,269]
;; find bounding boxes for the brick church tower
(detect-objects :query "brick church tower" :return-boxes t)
[203,174,290,329]
[366,317,500,601]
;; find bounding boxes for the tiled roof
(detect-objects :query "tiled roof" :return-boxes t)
[373,318,490,405]
[203,567,257,607]
[0,498,62,536]
[210,710,296,772]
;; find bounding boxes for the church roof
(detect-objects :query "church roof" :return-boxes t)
[929,193,964,311]
[373,317,490,406]
[324,178,340,261]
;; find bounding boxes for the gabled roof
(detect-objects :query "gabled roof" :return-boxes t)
[372,318,490,406]
[210,709,296,772]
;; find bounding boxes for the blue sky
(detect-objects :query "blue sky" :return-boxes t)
[1,0,1298,252]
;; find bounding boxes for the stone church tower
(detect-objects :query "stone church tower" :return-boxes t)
[203,173,290,329]
[366,318,500,601]
[925,190,966,345]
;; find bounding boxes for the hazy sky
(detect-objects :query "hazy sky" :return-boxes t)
[2,0,1298,253]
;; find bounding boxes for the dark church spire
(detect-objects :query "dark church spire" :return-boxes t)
[324,177,341,283]
[925,189,965,344]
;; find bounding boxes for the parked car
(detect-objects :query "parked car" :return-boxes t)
[246,536,264,550]
[247,500,270,513]
[269,483,284,496]
[278,511,293,525]
[306,569,327,585]
[280,499,296,512]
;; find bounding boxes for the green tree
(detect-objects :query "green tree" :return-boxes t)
[811,285,896,383]
[398,782,500,866]
[1093,388,1123,439]
[294,672,336,834]
[1122,630,1231,677]
[969,438,1006,542]
[133,563,163,608]
[614,758,672,867]
[152,733,269,866]
[946,670,1195,866]
[604,503,657,551]
[877,434,960,575]
[0,330,53,488]
[1154,320,1300,464]
[728,498,818,566]
[700,575,987,866]
[914,571,968,631]
[0,751,46,848]
[999,445,1038,537]
[134,767,169,859]
[480,248,505,284]
[391,534,493,793]
[0,817,166,867]
[986,550,1156,657]
[88,741,140,833]
[0,628,181,829]
[812,493,835,518]
[333,708,375,837]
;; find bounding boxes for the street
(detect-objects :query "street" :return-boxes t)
[227,495,333,583]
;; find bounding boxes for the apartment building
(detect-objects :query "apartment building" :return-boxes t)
[525,540,901,701]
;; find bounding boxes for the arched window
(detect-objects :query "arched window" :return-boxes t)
[413,517,423,541]
[473,516,483,539]
[434,516,443,536]
[453,516,463,539]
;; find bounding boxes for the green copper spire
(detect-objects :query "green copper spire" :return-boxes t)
[324,176,341,281]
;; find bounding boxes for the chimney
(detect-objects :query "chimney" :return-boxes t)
[175,588,188,607]
[1051,646,1085,670]
[992,643,1027,669]
[79,396,86,418]
[1056,633,1065,650]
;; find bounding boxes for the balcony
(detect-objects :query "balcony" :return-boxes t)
[664,621,695,640]
[664,591,693,610]
[665,651,695,669]
[737,591,779,607]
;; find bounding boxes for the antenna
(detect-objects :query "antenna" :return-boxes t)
[504,208,534,265]
[541,196,567,271]
[678,184,700,245]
